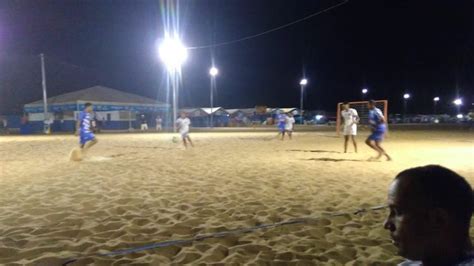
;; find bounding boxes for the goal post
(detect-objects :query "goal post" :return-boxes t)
[336,100,388,136]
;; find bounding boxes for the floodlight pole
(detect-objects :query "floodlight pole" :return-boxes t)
[172,71,178,132]
[300,84,304,118]
[210,77,214,128]
[40,53,49,134]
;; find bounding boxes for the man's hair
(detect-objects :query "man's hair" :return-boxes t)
[368,100,376,105]
[343,102,349,105]
[84,102,92,108]
[395,165,473,230]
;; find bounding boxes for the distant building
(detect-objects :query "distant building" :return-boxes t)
[24,85,170,132]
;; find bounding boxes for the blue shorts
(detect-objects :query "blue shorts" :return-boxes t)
[368,125,386,141]
[278,124,285,132]
[80,131,95,145]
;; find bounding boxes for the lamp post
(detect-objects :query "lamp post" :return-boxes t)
[403,93,410,122]
[158,36,188,132]
[209,67,218,128]
[40,53,49,134]
[299,78,308,124]
[433,97,440,114]
[362,88,368,100]
[453,98,462,117]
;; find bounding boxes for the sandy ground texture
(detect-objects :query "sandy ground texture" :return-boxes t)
[0,130,473,265]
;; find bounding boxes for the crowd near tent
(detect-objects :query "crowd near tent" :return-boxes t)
[23,86,170,133]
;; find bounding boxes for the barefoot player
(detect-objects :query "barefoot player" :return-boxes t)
[176,112,193,148]
[365,100,391,161]
[341,102,359,153]
[76,102,98,158]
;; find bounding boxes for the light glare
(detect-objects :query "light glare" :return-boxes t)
[456,114,463,119]
[158,37,188,71]
[453,98,462,106]
[362,88,368,94]
[300,78,308,86]
[209,67,218,76]
[403,93,410,99]
[433,97,440,102]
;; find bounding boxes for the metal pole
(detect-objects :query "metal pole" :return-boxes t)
[300,85,304,124]
[129,110,132,131]
[40,53,48,134]
[210,77,214,128]
[172,71,178,132]
[403,100,407,122]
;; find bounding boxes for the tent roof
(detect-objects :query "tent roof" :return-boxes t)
[25,85,167,106]
[201,107,227,115]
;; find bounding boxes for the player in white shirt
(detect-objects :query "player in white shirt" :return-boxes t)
[175,112,193,148]
[284,112,296,140]
[341,102,359,153]
[155,116,162,131]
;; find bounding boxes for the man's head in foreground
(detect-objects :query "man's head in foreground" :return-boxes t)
[384,165,473,265]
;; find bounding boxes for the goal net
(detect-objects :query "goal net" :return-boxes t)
[336,100,388,136]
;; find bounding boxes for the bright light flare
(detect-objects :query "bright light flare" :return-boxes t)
[403,93,410,99]
[362,88,368,94]
[433,97,440,102]
[453,98,463,106]
[209,67,218,76]
[158,37,188,71]
[300,78,308,86]
[456,114,463,119]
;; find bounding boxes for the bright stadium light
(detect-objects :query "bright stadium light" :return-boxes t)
[209,67,218,77]
[158,37,188,71]
[299,78,308,123]
[453,98,463,106]
[362,88,368,94]
[456,114,463,119]
[403,93,411,99]
[433,97,440,102]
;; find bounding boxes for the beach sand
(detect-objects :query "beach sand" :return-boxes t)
[0,130,473,265]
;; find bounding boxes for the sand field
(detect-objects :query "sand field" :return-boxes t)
[0,130,473,265]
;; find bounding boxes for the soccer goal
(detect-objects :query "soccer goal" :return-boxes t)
[336,100,388,136]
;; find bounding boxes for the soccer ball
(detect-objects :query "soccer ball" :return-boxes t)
[172,136,180,143]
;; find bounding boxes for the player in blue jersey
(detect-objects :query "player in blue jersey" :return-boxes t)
[76,103,98,157]
[365,100,391,161]
[276,111,287,140]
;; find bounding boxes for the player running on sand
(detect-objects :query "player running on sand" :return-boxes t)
[341,102,359,153]
[75,102,98,158]
[365,100,391,161]
[284,112,295,140]
[176,112,194,148]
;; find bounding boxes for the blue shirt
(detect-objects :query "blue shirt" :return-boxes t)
[79,111,92,133]
[368,107,385,131]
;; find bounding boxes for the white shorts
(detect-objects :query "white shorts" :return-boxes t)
[343,124,357,136]
[180,131,189,138]
[141,124,148,130]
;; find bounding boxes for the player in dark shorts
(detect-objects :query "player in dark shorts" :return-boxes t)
[365,100,391,161]
[76,103,98,156]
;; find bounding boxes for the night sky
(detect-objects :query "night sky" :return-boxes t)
[0,0,473,114]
